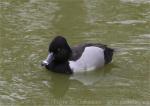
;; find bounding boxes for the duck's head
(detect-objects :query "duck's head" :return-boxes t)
[42,36,72,66]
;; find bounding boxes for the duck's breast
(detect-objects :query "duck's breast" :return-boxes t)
[69,46,105,72]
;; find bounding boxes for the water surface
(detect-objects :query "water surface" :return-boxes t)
[0,0,150,106]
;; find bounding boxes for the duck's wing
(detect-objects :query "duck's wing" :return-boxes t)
[69,43,107,61]
[90,43,114,64]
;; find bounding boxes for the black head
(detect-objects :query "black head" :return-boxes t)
[48,36,72,63]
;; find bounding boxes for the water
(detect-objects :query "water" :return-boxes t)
[0,0,150,106]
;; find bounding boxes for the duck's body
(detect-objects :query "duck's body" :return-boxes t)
[69,46,105,72]
[42,36,114,74]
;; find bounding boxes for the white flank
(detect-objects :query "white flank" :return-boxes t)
[69,46,105,73]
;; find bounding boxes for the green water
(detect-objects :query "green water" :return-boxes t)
[0,0,150,106]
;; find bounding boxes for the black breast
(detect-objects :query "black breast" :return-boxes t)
[45,62,73,74]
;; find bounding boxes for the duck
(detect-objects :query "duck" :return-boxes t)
[41,36,114,74]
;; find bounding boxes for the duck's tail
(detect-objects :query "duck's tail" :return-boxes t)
[104,47,114,64]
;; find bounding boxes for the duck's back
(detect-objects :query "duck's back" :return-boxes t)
[70,43,114,63]
[70,43,106,60]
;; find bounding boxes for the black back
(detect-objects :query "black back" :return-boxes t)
[70,43,114,64]
[70,43,104,60]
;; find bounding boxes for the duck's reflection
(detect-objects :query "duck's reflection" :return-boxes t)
[49,64,116,98]
[50,72,70,98]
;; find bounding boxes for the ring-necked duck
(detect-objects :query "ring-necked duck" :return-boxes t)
[41,36,114,74]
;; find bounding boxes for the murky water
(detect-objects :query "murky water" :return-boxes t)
[0,0,150,106]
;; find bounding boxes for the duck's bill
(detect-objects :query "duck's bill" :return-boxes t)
[41,53,54,66]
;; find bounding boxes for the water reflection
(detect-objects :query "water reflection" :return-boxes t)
[49,73,70,98]
[49,64,115,98]
[71,64,117,85]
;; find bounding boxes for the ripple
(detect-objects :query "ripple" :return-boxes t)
[84,0,104,25]
[0,1,10,8]
[114,82,131,86]
[121,0,150,4]
[0,81,7,86]
[17,1,59,32]
[10,93,26,100]
[0,95,15,101]
[42,80,50,88]
[140,34,150,38]
[107,20,147,25]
